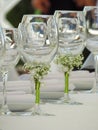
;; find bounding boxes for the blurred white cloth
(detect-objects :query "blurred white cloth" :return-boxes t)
[19,62,95,92]
[19,66,95,91]
[1,94,98,130]
[0,80,31,93]
[0,62,95,111]
[81,53,94,69]
[0,67,19,81]
[0,69,95,111]
[0,80,35,111]
[0,94,34,111]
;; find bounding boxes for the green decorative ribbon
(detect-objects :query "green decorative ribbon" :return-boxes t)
[34,10,41,14]
[64,72,69,94]
[35,79,40,104]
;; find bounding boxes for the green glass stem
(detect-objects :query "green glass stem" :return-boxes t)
[64,72,69,94]
[34,79,40,104]
[34,10,41,14]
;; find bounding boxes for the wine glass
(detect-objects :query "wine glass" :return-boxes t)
[18,15,58,115]
[0,26,5,65]
[0,28,20,115]
[54,10,86,104]
[83,6,98,93]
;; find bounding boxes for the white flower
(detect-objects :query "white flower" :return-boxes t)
[54,54,84,72]
[24,62,50,80]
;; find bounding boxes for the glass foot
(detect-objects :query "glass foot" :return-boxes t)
[0,106,16,116]
[54,94,82,105]
[89,87,98,93]
[32,105,54,116]
[17,104,55,116]
[82,87,98,93]
[56,97,82,105]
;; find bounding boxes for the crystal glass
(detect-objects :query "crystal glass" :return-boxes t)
[54,10,86,104]
[18,15,58,115]
[0,28,20,115]
[0,26,5,65]
[83,6,98,93]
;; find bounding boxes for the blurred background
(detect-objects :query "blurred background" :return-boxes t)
[0,0,97,28]
[0,0,34,28]
[0,0,35,75]
[0,0,97,75]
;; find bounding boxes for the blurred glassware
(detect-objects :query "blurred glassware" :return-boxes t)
[0,26,5,66]
[54,10,86,104]
[0,28,20,115]
[18,15,58,115]
[83,6,98,93]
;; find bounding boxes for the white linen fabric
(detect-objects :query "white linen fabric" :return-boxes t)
[1,93,98,130]
[0,80,34,111]
[81,53,94,69]
[0,94,34,111]
[19,70,95,91]
[0,80,32,93]
[0,67,19,81]
[0,66,95,111]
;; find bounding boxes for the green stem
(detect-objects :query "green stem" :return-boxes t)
[34,10,41,14]
[64,72,69,94]
[34,79,40,104]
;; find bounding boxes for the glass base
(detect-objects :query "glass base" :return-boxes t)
[17,104,55,116]
[82,87,98,93]
[32,104,54,116]
[0,105,16,116]
[89,88,98,93]
[55,93,82,105]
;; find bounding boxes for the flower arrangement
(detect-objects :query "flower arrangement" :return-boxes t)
[24,62,50,104]
[55,54,84,72]
[24,62,50,81]
[55,54,84,97]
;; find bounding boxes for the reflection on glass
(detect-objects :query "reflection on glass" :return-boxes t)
[0,28,20,115]
[54,10,85,104]
[84,6,98,93]
[18,15,58,115]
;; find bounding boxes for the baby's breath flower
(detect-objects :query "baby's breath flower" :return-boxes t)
[24,62,50,80]
[55,54,84,72]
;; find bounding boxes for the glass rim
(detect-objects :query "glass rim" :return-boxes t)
[54,10,83,17]
[21,14,53,23]
[83,6,98,10]
[54,10,83,13]
[22,14,52,19]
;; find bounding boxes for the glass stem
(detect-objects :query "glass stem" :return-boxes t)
[64,72,69,94]
[34,79,40,104]
[2,71,8,110]
[94,54,98,92]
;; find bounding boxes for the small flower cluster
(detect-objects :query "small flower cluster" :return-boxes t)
[24,62,50,80]
[55,54,84,72]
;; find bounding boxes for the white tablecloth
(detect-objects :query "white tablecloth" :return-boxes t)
[0,93,98,130]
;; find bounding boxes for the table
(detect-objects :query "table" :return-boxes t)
[0,93,98,130]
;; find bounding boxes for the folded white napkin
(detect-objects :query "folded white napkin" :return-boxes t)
[20,70,95,91]
[0,80,35,111]
[0,69,95,111]
[0,80,32,93]
[0,67,19,81]
[70,71,95,90]
[70,70,94,78]
[81,53,94,69]
[0,94,35,111]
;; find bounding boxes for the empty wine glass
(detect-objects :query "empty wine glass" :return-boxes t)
[0,28,20,115]
[83,6,98,93]
[0,26,5,66]
[18,15,58,115]
[54,10,86,104]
